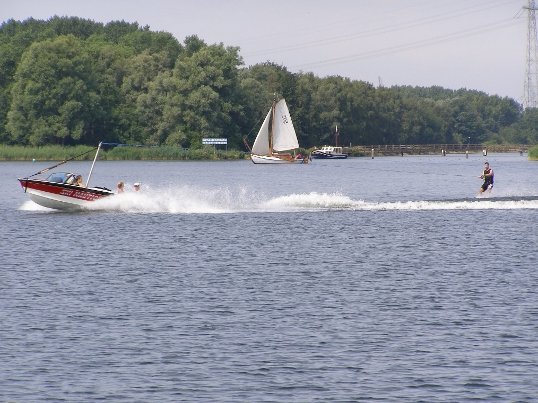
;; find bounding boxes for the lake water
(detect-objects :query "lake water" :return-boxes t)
[1,153,538,402]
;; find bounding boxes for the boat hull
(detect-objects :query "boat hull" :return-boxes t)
[250,154,305,164]
[311,146,348,159]
[18,178,114,211]
[311,151,348,159]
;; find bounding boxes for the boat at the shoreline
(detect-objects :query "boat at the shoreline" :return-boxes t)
[311,145,348,159]
[18,142,114,211]
[250,98,308,164]
[311,125,348,159]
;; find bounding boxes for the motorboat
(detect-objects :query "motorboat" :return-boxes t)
[18,142,114,211]
[311,146,348,159]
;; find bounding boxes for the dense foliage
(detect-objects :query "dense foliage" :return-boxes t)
[1,17,537,149]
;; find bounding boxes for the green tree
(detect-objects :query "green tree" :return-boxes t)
[500,107,538,144]
[48,15,103,39]
[7,35,100,145]
[0,18,56,141]
[119,50,172,143]
[137,70,179,145]
[118,29,181,68]
[369,87,403,145]
[236,72,270,148]
[400,98,445,144]
[103,20,140,43]
[85,38,134,144]
[168,41,243,148]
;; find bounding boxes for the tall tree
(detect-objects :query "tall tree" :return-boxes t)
[85,38,133,144]
[0,18,55,141]
[119,50,172,143]
[7,35,100,145]
[167,41,243,147]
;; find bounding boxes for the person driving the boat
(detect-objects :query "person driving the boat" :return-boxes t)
[64,173,83,186]
[65,173,76,185]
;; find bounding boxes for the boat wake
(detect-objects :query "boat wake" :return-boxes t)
[262,192,538,211]
[19,186,538,213]
[19,200,55,211]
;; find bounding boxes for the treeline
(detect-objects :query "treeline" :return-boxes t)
[1,16,538,150]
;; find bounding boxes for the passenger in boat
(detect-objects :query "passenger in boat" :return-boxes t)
[133,182,141,191]
[74,175,83,187]
[479,161,494,193]
[297,154,309,163]
[117,181,125,193]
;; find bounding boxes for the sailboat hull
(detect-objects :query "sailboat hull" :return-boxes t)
[250,154,304,164]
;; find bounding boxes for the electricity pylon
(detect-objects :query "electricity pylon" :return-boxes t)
[524,0,538,108]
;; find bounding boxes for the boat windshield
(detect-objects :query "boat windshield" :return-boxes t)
[46,172,74,184]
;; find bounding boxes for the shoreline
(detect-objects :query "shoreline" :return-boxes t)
[1,144,536,161]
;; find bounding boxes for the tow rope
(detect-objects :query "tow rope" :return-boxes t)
[25,146,99,179]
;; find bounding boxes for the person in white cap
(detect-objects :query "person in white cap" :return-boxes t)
[133,182,141,191]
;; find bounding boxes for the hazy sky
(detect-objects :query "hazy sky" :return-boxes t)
[3,0,530,101]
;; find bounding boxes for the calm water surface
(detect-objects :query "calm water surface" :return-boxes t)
[1,153,538,401]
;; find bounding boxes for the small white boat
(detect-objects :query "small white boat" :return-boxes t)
[250,98,308,164]
[311,125,348,159]
[311,145,348,159]
[18,142,114,211]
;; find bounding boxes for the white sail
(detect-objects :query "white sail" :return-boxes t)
[272,99,299,152]
[250,98,305,164]
[251,108,272,155]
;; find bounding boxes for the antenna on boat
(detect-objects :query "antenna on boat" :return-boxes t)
[85,141,102,188]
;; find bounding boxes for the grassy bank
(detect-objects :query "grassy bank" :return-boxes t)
[529,145,538,160]
[0,144,249,161]
[3,143,535,161]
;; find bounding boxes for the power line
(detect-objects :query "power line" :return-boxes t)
[243,0,518,58]
[291,18,520,70]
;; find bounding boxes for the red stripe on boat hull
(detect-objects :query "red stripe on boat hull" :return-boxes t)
[18,179,113,210]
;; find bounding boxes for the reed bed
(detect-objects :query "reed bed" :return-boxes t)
[529,145,538,160]
[0,144,248,161]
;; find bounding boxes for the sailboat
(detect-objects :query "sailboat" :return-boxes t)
[250,98,307,164]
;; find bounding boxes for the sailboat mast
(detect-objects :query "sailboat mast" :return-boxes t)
[269,99,276,155]
[335,125,339,147]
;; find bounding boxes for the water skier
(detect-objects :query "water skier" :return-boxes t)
[479,161,494,193]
